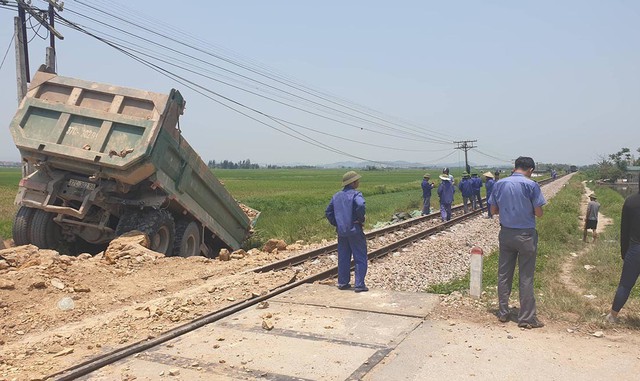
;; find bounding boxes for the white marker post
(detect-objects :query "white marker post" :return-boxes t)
[469,246,484,299]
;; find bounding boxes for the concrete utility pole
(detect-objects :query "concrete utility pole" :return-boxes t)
[454,140,477,174]
[13,0,64,101]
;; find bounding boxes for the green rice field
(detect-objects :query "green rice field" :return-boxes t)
[0,167,500,247]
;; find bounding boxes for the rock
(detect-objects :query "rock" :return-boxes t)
[0,260,9,270]
[29,280,47,289]
[218,248,230,261]
[262,320,274,331]
[47,343,65,354]
[50,278,65,290]
[233,249,247,256]
[104,231,154,264]
[256,301,269,309]
[73,285,91,293]
[0,278,16,290]
[57,297,75,311]
[584,265,595,271]
[168,369,180,376]
[592,331,604,338]
[77,253,92,260]
[262,239,287,253]
[52,347,74,357]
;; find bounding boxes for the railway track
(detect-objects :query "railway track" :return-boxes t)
[51,176,558,380]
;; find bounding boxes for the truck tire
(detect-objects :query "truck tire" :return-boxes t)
[136,209,175,255]
[115,212,140,236]
[30,209,62,250]
[12,206,35,246]
[174,220,201,257]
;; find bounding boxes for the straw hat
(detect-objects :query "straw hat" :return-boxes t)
[589,194,597,199]
[483,171,494,178]
[462,171,470,177]
[423,173,431,178]
[342,171,362,186]
[439,174,450,181]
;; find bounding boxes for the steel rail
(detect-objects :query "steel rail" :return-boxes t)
[51,175,559,380]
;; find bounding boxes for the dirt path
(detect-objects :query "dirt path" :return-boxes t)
[559,182,613,295]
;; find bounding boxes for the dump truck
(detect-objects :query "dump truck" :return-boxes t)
[9,70,256,256]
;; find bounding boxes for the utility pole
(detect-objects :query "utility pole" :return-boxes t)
[454,140,477,174]
[13,0,64,101]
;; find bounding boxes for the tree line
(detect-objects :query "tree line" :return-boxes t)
[586,147,640,182]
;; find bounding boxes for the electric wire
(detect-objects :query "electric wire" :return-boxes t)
[55,14,396,166]
[0,33,15,71]
[69,22,446,148]
[68,0,456,144]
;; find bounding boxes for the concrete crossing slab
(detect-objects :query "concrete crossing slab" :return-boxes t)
[84,284,439,380]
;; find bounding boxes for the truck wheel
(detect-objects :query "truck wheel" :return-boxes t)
[136,209,175,255]
[115,212,140,236]
[174,221,201,257]
[12,206,35,246]
[30,209,62,250]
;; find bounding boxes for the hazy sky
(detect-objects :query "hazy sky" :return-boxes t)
[1,1,639,167]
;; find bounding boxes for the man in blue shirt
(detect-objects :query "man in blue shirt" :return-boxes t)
[483,172,496,218]
[471,173,483,210]
[325,171,368,293]
[438,174,455,221]
[488,157,546,329]
[421,174,434,215]
[458,172,474,213]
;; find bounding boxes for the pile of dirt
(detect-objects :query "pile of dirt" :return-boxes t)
[0,234,309,379]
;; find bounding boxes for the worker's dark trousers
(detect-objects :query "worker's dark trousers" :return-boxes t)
[337,230,368,288]
[612,243,640,312]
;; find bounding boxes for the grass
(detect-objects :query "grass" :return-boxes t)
[0,168,21,240]
[214,167,498,246]
[427,174,640,325]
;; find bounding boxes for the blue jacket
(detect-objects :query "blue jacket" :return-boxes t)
[421,179,434,198]
[458,178,474,198]
[471,176,483,193]
[438,181,455,204]
[485,178,495,200]
[325,186,366,237]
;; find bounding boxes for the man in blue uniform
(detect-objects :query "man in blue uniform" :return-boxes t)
[458,172,474,213]
[421,174,434,215]
[438,174,455,221]
[483,172,496,218]
[488,157,546,328]
[471,173,483,210]
[325,171,368,293]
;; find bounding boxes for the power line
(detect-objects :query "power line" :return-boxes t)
[0,33,14,71]
[54,14,395,166]
[67,0,456,145]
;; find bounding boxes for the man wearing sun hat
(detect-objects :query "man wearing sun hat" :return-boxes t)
[484,171,496,218]
[438,173,455,221]
[583,193,600,243]
[421,173,435,215]
[325,171,368,292]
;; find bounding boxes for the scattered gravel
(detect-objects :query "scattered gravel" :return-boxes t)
[365,174,575,291]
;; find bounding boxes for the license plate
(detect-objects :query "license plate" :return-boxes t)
[68,179,96,191]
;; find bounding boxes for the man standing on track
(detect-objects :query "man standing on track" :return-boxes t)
[421,173,434,216]
[325,171,369,293]
[583,194,600,243]
[471,172,483,210]
[606,185,640,323]
[488,156,546,329]
[484,171,496,218]
[458,172,474,213]
[438,174,455,221]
